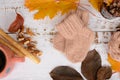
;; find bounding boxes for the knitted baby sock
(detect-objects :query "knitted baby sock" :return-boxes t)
[65,27,95,62]
[53,9,84,52]
[53,10,94,63]
[59,13,94,62]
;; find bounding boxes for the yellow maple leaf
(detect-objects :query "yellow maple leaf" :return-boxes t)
[89,0,113,11]
[25,0,79,19]
[89,0,103,11]
[108,54,120,72]
[104,0,113,6]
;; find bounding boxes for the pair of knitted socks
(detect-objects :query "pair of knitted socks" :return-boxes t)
[53,10,95,63]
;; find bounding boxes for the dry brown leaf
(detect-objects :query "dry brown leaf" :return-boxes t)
[81,49,101,80]
[8,13,24,33]
[50,66,83,80]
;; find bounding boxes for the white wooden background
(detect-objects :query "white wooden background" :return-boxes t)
[0,0,120,80]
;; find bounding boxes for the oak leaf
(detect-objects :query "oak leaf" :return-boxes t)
[25,0,79,19]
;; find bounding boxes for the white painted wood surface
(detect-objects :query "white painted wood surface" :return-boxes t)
[0,0,120,80]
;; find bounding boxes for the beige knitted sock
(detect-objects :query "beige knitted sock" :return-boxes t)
[53,9,84,52]
[65,28,95,62]
[56,14,79,40]
[61,12,94,62]
[53,9,94,63]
